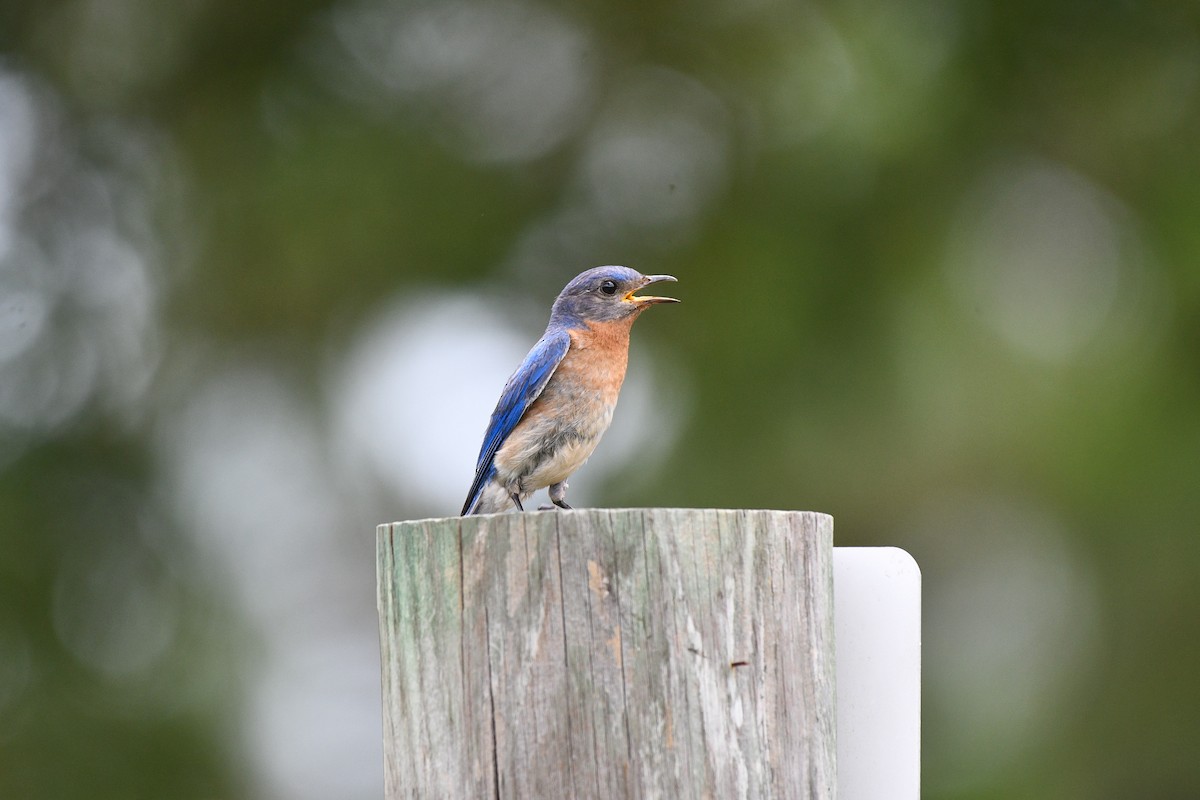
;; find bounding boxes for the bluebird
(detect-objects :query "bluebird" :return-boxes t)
[461,266,679,515]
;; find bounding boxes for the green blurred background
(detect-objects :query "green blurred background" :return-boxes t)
[1,0,1198,797]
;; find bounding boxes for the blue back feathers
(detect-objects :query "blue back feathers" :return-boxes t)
[460,329,571,514]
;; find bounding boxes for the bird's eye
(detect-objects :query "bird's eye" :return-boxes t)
[600,279,618,295]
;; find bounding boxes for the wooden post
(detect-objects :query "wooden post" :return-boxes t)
[376,508,835,799]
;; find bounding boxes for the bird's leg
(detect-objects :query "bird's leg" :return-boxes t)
[549,481,572,510]
[509,492,525,511]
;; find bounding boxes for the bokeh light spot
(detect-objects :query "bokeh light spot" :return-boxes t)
[945,158,1143,363]
[330,0,596,162]
[910,491,1102,792]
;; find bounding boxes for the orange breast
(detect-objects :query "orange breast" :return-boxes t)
[558,318,633,403]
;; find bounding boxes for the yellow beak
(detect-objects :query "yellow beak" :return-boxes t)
[624,274,680,305]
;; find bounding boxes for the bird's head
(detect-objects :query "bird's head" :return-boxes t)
[550,266,679,325]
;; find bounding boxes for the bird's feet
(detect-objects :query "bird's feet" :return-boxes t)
[548,481,571,510]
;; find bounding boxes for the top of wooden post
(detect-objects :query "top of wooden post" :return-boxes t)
[381,506,833,527]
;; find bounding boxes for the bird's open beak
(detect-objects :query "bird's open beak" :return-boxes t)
[624,274,680,306]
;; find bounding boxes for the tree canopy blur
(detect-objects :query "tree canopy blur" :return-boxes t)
[1,0,1198,797]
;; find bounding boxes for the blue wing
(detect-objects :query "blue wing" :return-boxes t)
[461,329,571,515]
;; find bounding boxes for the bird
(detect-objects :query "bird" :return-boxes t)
[461,266,679,515]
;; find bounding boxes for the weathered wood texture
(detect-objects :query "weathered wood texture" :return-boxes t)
[377,508,835,800]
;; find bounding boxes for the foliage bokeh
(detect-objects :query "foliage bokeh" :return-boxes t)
[1,0,1198,797]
